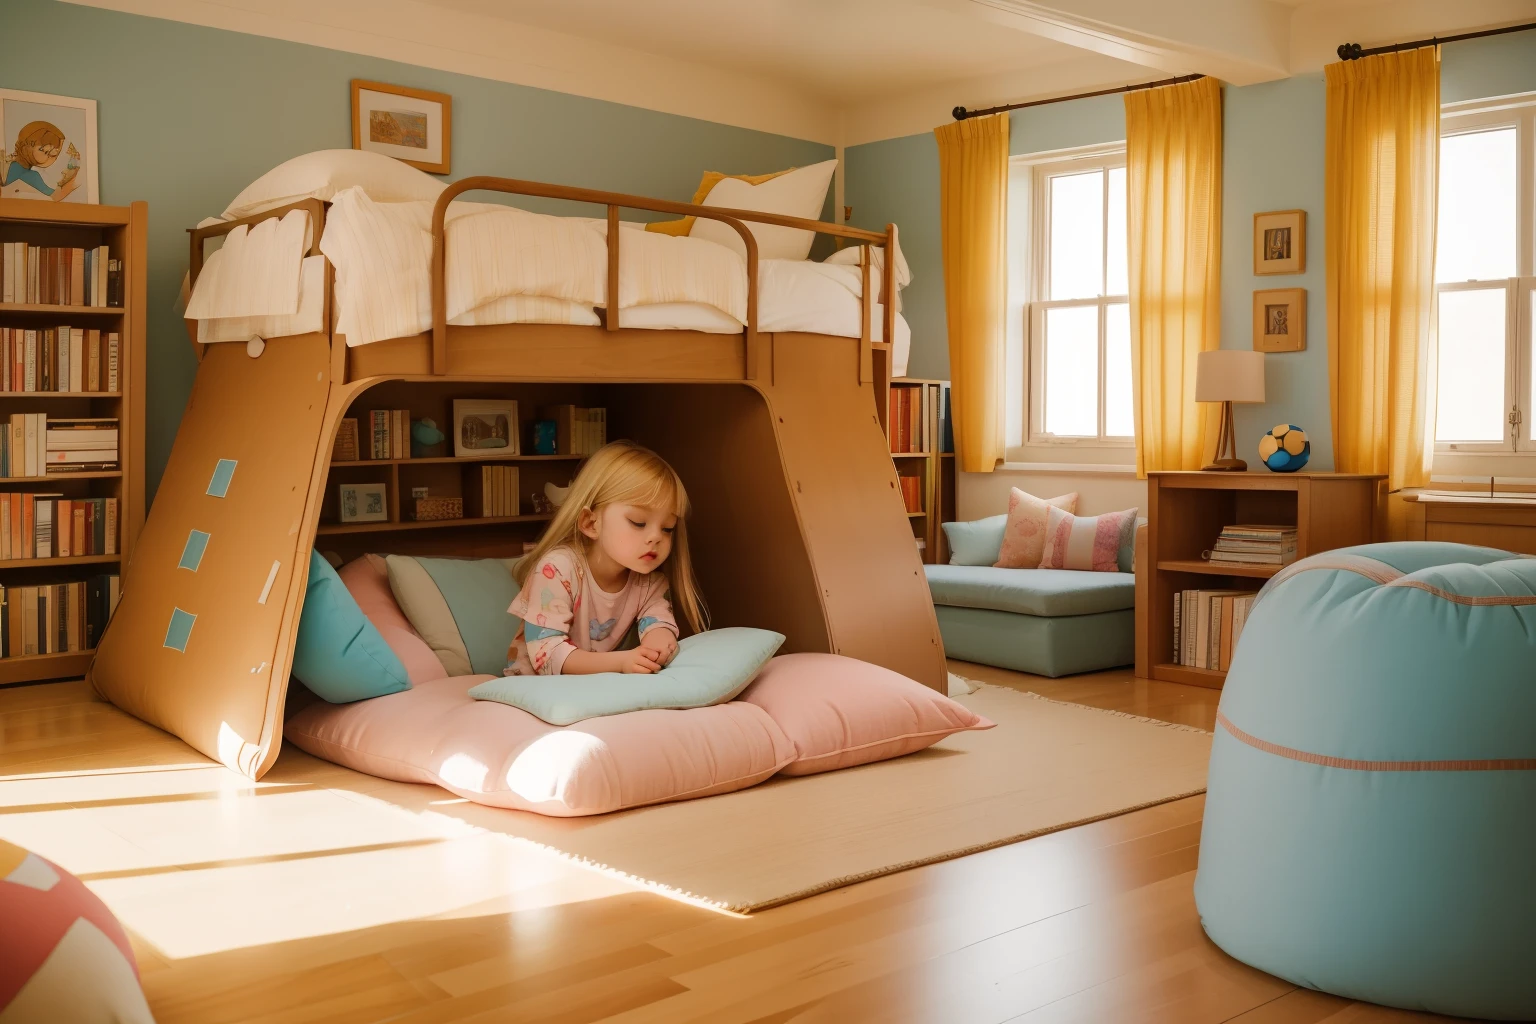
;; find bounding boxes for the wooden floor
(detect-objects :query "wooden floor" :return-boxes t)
[0,663,1465,1024]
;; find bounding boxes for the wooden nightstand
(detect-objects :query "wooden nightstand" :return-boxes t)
[1135,471,1385,688]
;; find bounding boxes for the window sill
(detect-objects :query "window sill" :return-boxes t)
[994,461,1139,476]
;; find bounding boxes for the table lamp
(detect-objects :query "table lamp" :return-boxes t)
[1195,350,1265,471]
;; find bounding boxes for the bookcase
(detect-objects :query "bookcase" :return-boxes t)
[886,378,954,564]
[1139,471,1383,688]
[0,199,146,685]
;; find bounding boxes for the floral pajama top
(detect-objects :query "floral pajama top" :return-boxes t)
[505,545,678,675]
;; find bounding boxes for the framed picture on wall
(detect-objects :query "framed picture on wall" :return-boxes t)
[1253,209,1305,275]
[351,79,451,175]
[1253,287,1307,352]
[0,89,98,204]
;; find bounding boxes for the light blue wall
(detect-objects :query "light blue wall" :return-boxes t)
[2,0,832,501]
[845,94,1126,380]
[1221,74,1330,468]
[848,33,1536,462]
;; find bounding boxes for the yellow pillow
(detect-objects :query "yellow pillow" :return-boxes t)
[646,167,795,236]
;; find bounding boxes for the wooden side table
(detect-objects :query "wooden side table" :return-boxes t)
[1136,471,1384,688]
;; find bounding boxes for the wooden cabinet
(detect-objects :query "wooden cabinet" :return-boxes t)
[885,377,955,564]
[1399,493,1536,554]
[1137,471,1384,689]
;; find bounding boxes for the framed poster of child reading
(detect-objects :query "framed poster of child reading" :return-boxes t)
[0,89,98,204]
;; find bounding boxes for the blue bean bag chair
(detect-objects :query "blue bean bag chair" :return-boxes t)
[1196,542,1536,1020]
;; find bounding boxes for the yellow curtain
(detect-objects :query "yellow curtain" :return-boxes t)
[935,112,1008,473]
[1125,76,1223,477]
[1325,48,1439,490]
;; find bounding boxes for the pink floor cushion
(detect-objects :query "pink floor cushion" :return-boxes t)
[0,839,153,1023]
[739,653,995,776]
[284,676,797,816]
[338,553,447,685]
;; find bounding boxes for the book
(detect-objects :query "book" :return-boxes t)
[333,418,359,462]
[106,333,120,392]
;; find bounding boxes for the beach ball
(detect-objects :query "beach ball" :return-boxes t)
[0,838,153,1022]
[1258,423,1310,472]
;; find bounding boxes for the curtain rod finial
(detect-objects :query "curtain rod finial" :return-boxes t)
[1337,42,1364,60]
[952,106,969,121]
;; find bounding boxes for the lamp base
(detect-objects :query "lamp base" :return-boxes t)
[1202,458,1248,472]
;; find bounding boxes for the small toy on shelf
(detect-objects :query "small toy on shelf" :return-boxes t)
[411,417,447,458]
[1258,423,1310,473]
[532,419,558,455]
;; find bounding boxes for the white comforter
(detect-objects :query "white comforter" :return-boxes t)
[189,186,910,374]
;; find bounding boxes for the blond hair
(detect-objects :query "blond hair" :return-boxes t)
[516,441,706,632]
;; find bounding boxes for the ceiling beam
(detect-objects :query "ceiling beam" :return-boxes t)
[923,0,1292,85]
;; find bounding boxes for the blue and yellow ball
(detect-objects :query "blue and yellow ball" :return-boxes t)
[1258,423,1310,472]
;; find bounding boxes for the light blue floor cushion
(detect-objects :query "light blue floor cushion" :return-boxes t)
[934,605,1133,677]
[1195,542,1536,1020]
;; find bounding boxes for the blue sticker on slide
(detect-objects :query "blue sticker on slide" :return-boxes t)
[206,459,237,498]
[178,530,209,572]
[164,608,196,652]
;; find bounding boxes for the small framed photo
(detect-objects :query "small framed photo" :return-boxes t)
[338,482,389,523]
[1254,288,1306,352]
[453,399,519,458]
[351,79,451,175]
[1253,209,1305,275]
[1,89,98,204]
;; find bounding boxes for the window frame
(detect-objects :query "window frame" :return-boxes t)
[1021,145,1133,452]
[1435,99,1536,464]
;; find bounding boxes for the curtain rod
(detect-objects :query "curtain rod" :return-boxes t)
[951,73,1205,121]
[1338,20,1536,60]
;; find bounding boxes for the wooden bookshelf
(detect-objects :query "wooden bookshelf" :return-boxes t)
[0,199,145,684]
[884,378,955,564]
[1138,471,1384,688]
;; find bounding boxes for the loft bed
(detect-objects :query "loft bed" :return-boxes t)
[88,173,945,780]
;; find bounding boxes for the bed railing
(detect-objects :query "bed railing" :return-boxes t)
[431,177,899,381]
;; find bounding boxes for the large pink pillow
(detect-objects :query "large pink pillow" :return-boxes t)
[284,676,796,816]
[337,553,446,685]
[995,488,1078,568]
[738,653,994,776]
[1038,506,1139,572]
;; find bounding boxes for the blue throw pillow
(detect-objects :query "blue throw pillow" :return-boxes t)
[943,514,1007,566]
[468,626,786,725]
[292,550,410,703]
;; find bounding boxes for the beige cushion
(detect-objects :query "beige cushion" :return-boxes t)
[223,149,445,220]
[994,488,1078,569]
[690,159,837,261]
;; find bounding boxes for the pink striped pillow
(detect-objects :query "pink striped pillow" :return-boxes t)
[1038,506,1139,572]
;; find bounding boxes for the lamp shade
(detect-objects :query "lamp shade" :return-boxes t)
[1196,350,1266,403]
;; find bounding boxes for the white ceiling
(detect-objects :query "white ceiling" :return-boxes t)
[65,0,1536,144]
[422,0,1115,103]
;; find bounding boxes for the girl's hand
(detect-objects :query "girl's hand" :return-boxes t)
[640,630,678,666]
[616,646,663,674]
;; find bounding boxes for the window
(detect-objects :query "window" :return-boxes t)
[1435,102,1536,458]
[1024,149,1132,448]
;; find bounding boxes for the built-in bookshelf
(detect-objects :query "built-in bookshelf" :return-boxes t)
[886,378,955,564]
[0,199,146,685]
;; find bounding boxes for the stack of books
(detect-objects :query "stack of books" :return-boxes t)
[473,465,520,518]
[2,414,47,477]
[367,409,412,459]
[0,575,120,656]
[0,495,118,559]
[0,327,119,392]
[1206,524,1298,567]
[899,475,923,514]
[538,405,606,455]
[1173,589,1256,671]
[1,243,121,306]
[45,419,118,472]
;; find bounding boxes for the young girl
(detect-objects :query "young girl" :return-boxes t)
[506,441,706,676]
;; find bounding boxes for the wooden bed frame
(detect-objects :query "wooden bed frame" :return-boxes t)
[89,177,945,780]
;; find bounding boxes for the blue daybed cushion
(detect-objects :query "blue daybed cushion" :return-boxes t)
[942,514,1007,566]
[468,626,786,725]
[293,549,410,703]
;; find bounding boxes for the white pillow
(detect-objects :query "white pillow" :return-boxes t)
[224,149,446,220]
[690,159,837,261]
[823,242,912,292]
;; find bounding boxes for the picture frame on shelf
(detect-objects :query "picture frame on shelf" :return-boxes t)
[453,399,518,458]
[1253,287,1306,352]
[1253,209,1305,275]
[338,482,388,523]
[351,79,450,175]
[0,89,98,204]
